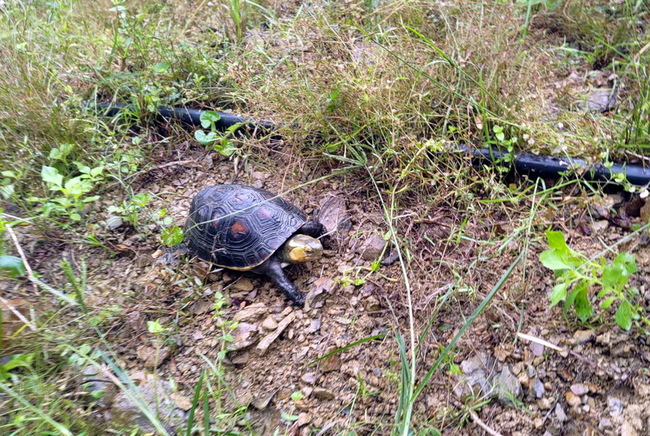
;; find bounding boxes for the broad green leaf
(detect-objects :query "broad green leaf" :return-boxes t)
[161,226,183,246]
[546,230,569,251]
[215,140,237,157]
[281,413,299,422]
[153,61,170,73]
[600,296,616,309]
[199,110,221,129]
[70,212,82,221]
[573,285,592,322]
[75,161,91,174]
[615,300,633,331]
[602,263,626,291]
[540,249,573,270]
[612,252,636,275]
[0,255,25,277]
[549,282,567,306]
[41,166,63,188]
[194,130,218,146]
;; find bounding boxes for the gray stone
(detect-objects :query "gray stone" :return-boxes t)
[607,396,623,417]
[555,403,567,422]
[227,322,259,351]
[583,88,617,113]
[106,215,123,231]
[570,383,589,396]
[313,387,335,400]
[531,378,545,399]
[572,329,595,344]
[359,234,386,261]
[493,366,522,405]
[233,302,267,322]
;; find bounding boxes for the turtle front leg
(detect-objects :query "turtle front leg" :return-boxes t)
[255,258,306,307]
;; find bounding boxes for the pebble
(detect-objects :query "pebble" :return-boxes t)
[227,322,259,351]
[494,366,522,405]
[555,403,568,422]
[136,344,171,369]
[566,391,581,407]
[256,312,295,353]
[531,378,545,399]
[359,233,386,261]
[301,372,317,384]
[570,383,589,396]
[233,302,268,322]
[538,398,553,410]
[607,396,624,417]
[312,387,335,400]
[106,215,123,230]
[261,316,278,331]
[572,329,595,344]
[297,412,312,427]
[232,278,254,291]
[591,220,609,233]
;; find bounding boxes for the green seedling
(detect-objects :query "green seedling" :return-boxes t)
[194,110,242,157]
[540,230,644,331]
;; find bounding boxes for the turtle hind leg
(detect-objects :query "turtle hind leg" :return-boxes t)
[254,258,305,307]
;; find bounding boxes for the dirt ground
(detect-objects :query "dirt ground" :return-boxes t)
[7,136,648,435]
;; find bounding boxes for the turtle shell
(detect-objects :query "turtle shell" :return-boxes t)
[185,184,307,270]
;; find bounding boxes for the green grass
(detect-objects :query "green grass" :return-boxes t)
[1,0,649,434]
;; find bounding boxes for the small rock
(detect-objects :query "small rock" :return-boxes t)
[529,341,545,357]
[297,412,312,427]
[261,316,278,331]
[106,215,123,231]
[583,88,617,112]
[572,329,595,344]
[313,388,335,400]
[607,397,623,417]
[555,403,568,422]
[301,373,317,384]
[363,296,381,311]
[251,391,276,410]
[493,366,522,405]
[531,378,545,399]
[591,220,609,233]
[256,312,295,353]
[305,318,321,334]
[538,397,553,410]
[566,391,581,407]
[228,322,259,351]
[570,383,589,396]
[171,393,192,411]
[319,351,342,373]
[598,418,613,430]
[359,233,386,261]
[233,302,268,322]
[230,352,250,365]
[232,278,254,291]
[136,345,171,369]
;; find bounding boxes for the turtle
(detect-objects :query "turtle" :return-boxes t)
[184,184,325,307]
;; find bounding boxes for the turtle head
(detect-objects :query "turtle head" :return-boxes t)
[282,234,323,263]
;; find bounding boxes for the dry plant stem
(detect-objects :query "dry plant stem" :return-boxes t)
[516,332,601,368]
[0,296,36,331]
[469,410,505,436]
[5,225,78,306]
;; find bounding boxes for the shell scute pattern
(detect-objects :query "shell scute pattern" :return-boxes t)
[186,184,307,269]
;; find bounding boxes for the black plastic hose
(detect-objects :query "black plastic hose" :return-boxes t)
[92,103,650,186]
[464,147,650,186]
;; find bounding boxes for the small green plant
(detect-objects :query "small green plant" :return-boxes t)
[485,125,518,173]
[194,111,242,157]
[31,163,104,222]
[161,225,184,246]
[540,230,645,331]
[107,192,151,228]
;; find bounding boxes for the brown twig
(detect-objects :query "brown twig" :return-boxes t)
[468,410,504,436]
